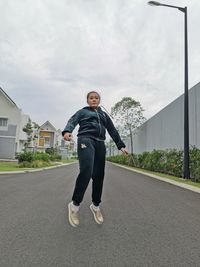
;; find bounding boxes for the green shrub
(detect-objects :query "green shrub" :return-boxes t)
[45,147,62,161]
[49,154,62,161]
[17,152,34,163]
[107,155,128,165]
[71,156,78,160]
[45,147,58,155]
[31,160,51,168]
[164,149,183,177]
[149,150,165,171]
[17,150,63,168]
[17,151,52,162]
[190,146,200,182]
[127,154,137,166]
[137,152,149,169]
[33,152,50,162]
[107,146,200,182]
[18,161,32,168]
[19,160,51,168]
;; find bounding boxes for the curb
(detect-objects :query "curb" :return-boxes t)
[0,162,77,175]
[109,162,200,194]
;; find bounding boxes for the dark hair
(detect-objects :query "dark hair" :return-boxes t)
[87,91,101,100]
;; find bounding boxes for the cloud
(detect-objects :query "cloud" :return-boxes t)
[0,0,200,132]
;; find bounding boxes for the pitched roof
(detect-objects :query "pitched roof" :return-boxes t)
[40,120,57,131]
[0,87,18,107]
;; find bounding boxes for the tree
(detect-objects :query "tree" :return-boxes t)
[111,97,146,154]
[23,119,39,151]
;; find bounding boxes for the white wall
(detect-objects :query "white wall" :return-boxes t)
[0,93,21,133]
[132,82,200,154]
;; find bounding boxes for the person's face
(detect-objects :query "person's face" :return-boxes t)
[87,93,100,108]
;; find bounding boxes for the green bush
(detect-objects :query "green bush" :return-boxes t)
[127,154,137,166]
[71,156,78,160]
[49,154,62,161]
[18,161,32,168]
[19,160,51,168]
[107,147,200,182]
[17,150,63,168]
[45,147,58,155]
[164,149,183,177]
[33,152,50,162]
[45,147,62,161]
[107,154,129,165]
[17,152,51,162]
[17,152,34,163]
[136,152,148,168]
[190,146,200,182]
[31,160,51,168]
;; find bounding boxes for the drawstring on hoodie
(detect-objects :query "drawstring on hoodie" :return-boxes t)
[100,105,114,119]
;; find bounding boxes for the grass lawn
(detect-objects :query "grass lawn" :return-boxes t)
[0,159,77,172]
[61,158,77,163]
[110,162,200,189]
[0,162,30,171]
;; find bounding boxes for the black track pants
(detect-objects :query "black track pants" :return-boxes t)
[72,137,106,206]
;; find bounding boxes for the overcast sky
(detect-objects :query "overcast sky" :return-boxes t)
[0,0,200,131]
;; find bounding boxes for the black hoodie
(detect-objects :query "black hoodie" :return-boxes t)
[62,106,125,150]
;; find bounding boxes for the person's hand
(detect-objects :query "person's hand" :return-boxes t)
[63,132,73,141]
[121,147,129,155]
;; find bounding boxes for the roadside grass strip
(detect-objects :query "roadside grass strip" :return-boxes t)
[0,160,77,173]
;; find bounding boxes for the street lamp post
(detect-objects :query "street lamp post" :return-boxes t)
[148,1,190,179]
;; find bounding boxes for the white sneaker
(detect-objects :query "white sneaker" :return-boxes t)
[90,204,104,224]
[68,202,80,227]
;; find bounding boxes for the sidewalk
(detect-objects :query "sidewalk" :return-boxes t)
[0,162,77,175]
[110,162,200,194]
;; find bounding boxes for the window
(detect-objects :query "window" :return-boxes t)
[0,118,8,127]
[44,137,50,145]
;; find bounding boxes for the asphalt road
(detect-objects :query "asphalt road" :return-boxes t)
[1,162,200,267]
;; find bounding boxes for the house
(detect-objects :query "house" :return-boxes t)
[37,121,65,152]
[0,87,75,158]
[37,121,57,151]
[37,121,76,158]
[0,87,30,159]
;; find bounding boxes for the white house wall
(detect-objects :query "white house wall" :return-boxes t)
[56,130,63,147]
[0,89,30,158]
[0,94,22,135]
[0,125,17,159]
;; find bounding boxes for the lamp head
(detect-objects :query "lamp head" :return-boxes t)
[148,1,161,6]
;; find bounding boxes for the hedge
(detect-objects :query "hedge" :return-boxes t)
[17,151,61,164]
[19,160,51,168]
[107,146,200,182]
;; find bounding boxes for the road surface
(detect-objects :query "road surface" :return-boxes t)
[1,162,200,267]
